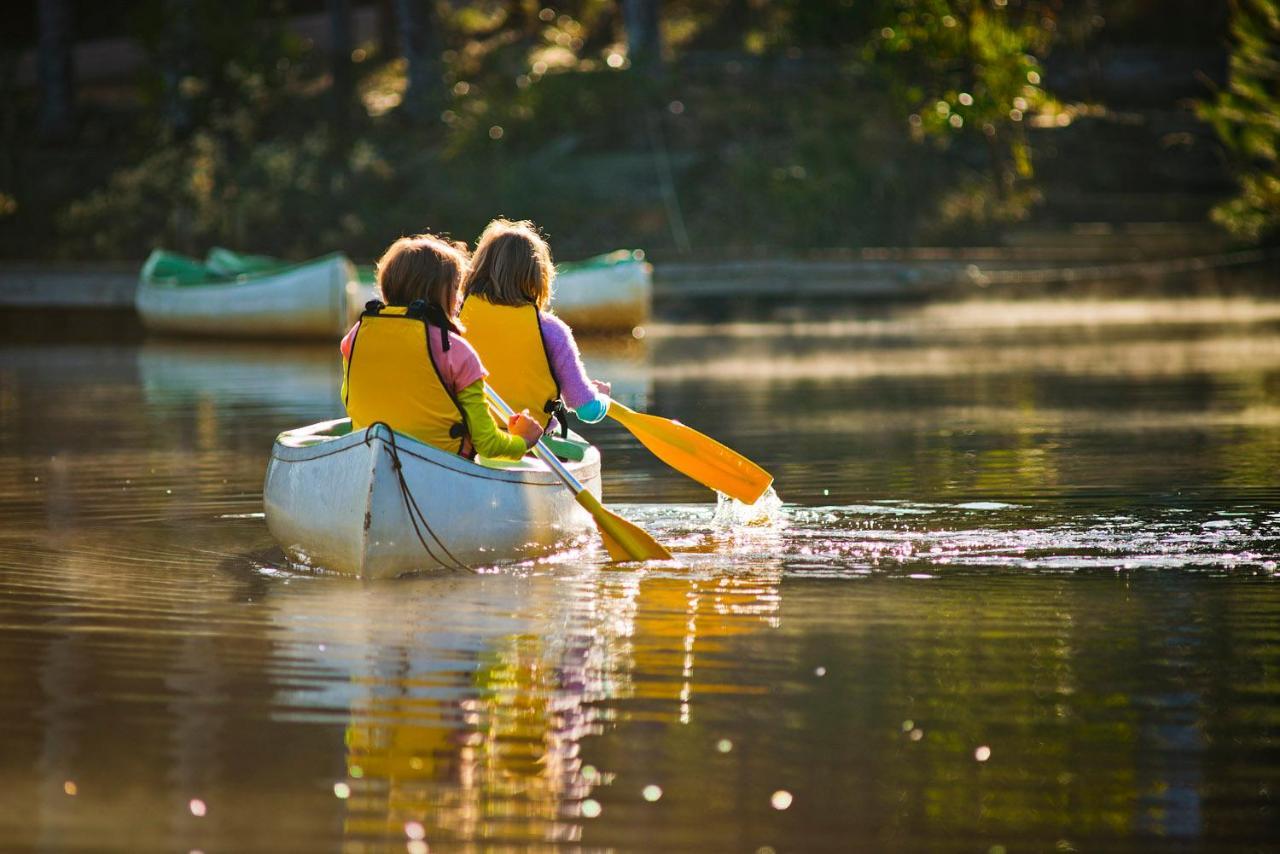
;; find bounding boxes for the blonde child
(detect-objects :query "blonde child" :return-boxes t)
[458,219,611,436]
[340,233,543,459]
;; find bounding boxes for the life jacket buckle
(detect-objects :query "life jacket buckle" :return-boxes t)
[544,399,570,438]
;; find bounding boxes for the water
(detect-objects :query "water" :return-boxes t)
[2,297,1279,851]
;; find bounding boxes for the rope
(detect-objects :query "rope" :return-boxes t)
[363,423,472,573]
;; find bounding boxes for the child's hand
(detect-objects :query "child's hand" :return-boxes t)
[508,409,544,447]
[590,379,612,396]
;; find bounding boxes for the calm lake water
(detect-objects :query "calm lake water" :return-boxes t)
[2,297,1279,852]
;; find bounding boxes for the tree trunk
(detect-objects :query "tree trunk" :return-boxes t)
[160,0,197,137]
[36,0,75,139]
[623,0,662,73]
[395,0,443,121]
[329,0,354,138]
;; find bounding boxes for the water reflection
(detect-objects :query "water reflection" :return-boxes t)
[1,297,1279,850]
[261,567,783,849]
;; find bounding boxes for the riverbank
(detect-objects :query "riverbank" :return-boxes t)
[3,243,1275,322]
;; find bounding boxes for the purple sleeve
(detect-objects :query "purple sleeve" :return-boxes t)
[540,313,599,409]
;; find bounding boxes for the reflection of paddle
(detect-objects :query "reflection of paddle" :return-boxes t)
[485,385,672,562]
[607,402,774,505]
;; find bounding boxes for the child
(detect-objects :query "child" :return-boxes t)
[458,219,611,436]
[340,233,543,459]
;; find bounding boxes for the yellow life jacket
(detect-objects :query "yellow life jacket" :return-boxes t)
[458,296,563,431]
[343,302,468,453]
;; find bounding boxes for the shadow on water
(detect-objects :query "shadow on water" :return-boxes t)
[1,295,1279,849]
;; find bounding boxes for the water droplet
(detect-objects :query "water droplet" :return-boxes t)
[189,798,207,817]
[581,798,602,818]
[770,790,793,810]
[642,784,663,802]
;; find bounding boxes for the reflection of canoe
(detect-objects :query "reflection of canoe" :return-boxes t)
[349,250,652,332]
[136,249,356,338]
[136,341,338,413]
[264,419,601,578]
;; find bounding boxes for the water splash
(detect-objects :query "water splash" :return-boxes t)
[712,486,785,529]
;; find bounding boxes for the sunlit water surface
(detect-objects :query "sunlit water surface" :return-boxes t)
[1,297,1278,851]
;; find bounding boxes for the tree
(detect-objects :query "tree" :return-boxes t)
[396,0,445,121]
[624,0,662,72]
[36,0,75,139]
[329,0,355,138]
[1199,0,1280,241]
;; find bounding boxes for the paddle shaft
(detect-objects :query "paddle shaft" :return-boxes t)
[483,384,672,562]
[483,387,588,494]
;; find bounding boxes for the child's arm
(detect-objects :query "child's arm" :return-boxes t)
[455,380,541,459]
[540,314,610,423]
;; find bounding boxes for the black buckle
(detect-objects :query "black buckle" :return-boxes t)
[543,399,570,438]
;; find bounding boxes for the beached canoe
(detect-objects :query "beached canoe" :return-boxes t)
[263,419,602,578]
[347,249,652,333]
[136,249,356,338]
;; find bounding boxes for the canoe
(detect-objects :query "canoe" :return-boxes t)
[263,418,602,578]
[348,249,652,333]
[136,248,356,338]
[550,249,652,331]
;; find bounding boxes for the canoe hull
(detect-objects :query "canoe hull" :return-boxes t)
[137,254,355,338]
[263,420,601,578]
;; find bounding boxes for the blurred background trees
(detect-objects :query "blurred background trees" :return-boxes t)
[0,0,1271,261]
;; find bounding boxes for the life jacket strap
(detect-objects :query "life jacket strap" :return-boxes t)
[544,398,570,438]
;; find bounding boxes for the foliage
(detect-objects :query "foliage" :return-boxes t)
[25,0,1077,259]
[1198,0,1280,241]
[865,1,1055,220]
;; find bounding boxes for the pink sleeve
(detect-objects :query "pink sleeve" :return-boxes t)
[339,322,359,359]
[434,330,487,393]
[539,313,599,409]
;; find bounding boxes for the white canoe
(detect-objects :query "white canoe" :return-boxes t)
[263,419,601,578]
[136,251,356,338]
[347,250,652,333]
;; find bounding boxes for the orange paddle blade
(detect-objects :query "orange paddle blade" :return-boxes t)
[575,489,672,562]
[608,402,774,504]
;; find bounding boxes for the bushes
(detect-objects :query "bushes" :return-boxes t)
[1199,0,1280,242]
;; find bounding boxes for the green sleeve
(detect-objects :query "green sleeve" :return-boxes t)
[456,380,528,460]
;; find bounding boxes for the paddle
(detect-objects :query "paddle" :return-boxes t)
[606,401,774,505]
[484,384,672,562]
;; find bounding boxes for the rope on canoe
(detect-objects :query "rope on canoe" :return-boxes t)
[364,423,472,574]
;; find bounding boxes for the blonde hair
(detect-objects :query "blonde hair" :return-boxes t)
[375,234,470,320]
[462,219,555,310]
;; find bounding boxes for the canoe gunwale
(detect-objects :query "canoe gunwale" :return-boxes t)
[138,251,352,290]
[270,419,601,488]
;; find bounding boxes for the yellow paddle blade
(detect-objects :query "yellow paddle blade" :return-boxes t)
[608,402,774,504]
[575,489,673,562]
